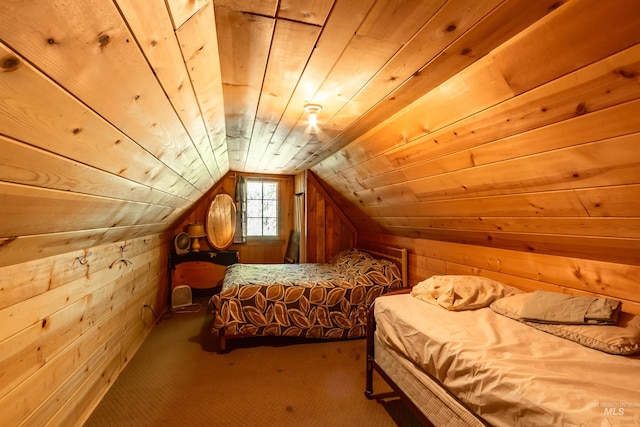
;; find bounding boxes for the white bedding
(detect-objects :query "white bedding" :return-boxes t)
[374,294,640,426]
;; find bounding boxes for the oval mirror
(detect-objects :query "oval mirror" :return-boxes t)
[205,194,237,250]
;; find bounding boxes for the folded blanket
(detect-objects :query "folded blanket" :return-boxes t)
[520,291,621,325]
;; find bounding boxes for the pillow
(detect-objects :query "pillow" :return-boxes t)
[329,248,373,270]
[491,293,640,355]
[410,275,522,311]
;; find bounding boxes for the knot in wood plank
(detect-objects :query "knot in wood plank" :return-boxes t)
[1,55,21,72]
[98,33,111,47]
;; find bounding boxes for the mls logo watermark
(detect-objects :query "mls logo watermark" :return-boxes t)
[603,407,625,416]
[595,401,639,417]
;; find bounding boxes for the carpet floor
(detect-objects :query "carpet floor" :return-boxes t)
[84,296,424,427]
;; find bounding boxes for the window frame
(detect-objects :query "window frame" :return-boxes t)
[245,178,279,239]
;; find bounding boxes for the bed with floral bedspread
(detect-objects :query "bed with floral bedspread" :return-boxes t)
[209,248,405,352]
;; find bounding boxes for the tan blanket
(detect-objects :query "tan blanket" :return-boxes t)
[375,294,640,427]
[520,290,621,324]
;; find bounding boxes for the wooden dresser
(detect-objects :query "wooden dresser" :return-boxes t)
[169,250,239,291]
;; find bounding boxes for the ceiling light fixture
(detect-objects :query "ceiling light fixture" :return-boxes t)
[304,103,322,126]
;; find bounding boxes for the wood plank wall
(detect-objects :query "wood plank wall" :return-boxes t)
[0,235,167,426]
[0,0,231,269]
[360,232,640,316]
[305,172,357,263]
[172,172,295,264]
[0,3,225,423]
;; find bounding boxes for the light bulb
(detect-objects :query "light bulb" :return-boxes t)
[304,103,322,126]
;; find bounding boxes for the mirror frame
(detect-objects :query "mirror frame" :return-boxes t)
[205,193,237,250]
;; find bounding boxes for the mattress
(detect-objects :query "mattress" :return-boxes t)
[374,294,640,426]
[374,333,487,427]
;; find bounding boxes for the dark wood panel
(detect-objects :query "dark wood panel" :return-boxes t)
[304,172,356,263]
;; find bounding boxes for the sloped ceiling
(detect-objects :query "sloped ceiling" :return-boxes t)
[1,0,639,266]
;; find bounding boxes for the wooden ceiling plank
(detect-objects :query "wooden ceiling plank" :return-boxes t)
[378,217,640,240]
[226,136,251,168]
[357,184,640,220]
[278,0,334,26]
[353,189,588,219]
[404,133,640,202]
[312,51,515,178]
[0,43,199,202]
[285,0,481,172]
[306,0,565,168]
[402,99,640,182]
[275,34,402,171]
[213,0,278,16]
[116,0,221,181]
[319,0,500,137]
[0,136,187,208]
[352,168,408,190]
[260,0,377,172]
[166,0,212,29]
[319,42,640,189]
[329,156,401,189]
[215,5,275,170]
[328,0,638,179]
[395,43,640,171]
[347,52,518,158]
[175,2,227,181]
[495,0,640,95]
[349,185,418,208]
[0,0,213,192]
[246,20,321,172]
[356,0,446,44]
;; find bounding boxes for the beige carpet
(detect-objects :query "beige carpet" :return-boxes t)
[84,296,424,427]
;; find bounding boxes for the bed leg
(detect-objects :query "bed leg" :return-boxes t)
[213,328,227,354]
[365,357,374,398]
[218,333,227,354]
[365,301,376,399]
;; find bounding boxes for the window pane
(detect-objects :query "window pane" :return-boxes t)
[244,179,278,237]
[247,218,262,236]
[263,217,277,236]
[263,183,277,199]
[263,200,277,217]
[247,182,262,199]
[247,200,263,217]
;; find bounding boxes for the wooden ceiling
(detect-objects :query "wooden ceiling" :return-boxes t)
[208,0,565,174]
[1,0,639,267]
[0,0,560,243]
[4,0,565,179]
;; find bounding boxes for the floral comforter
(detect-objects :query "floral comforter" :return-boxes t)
[209,249,403,342]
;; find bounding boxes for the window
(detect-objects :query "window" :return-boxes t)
[246,180,278,236]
